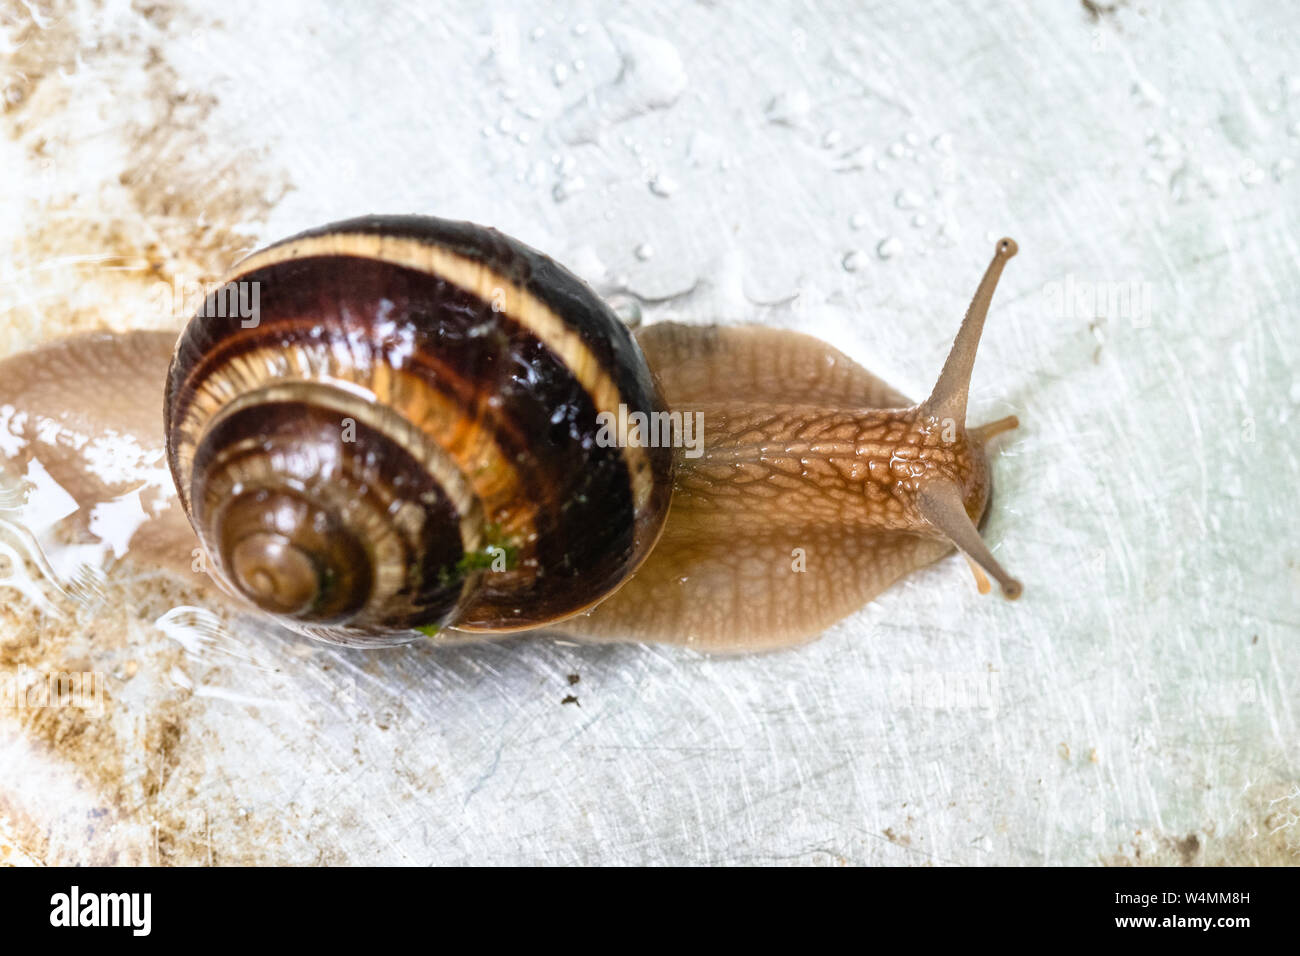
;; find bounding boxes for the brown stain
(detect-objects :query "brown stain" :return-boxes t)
[0,572,339,865]
[1,0,78,119]
[1080,0,1125,23]
[1100,784,1300,866]
[0,0,290,351]
[882,826,911,847]
[143,710,183,797]
[883,814,917,850]
[0,605,45,668]
[1172,832,1200,864]
[0,0,294,865]
[1,574,193,856]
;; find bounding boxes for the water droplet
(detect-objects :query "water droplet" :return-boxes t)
[1220,93,1270,148]
[904,131,920,147]
[1145,130,1182,160]
[822,128,842,148]
[894,189,923,210]
[635,242,655,261]
[530,26,546,41]
[648,172,678,197]
[1141,164,1165,186]
[607,293,642,328]
[765,89,813,125]
[1131,79,1165,108]
[552,176,586,202]
[887,142,905,158]
[877,237,903,259]
[1274,157,1295,181]
[552,62,569,86]
[849,212,868,231]
[932,132,953,153]
[842,249,866,271]
[911,213,928,228]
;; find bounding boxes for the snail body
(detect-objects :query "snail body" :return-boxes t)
[0,216,1023,651]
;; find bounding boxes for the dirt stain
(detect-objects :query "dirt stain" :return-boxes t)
[0,0,293,865]
[1101,784,1300,866]
[0,0,289,352]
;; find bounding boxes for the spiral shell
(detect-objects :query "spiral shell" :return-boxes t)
[164,215,675,645]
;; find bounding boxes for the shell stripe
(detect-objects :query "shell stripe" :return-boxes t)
[191,399,474,627]
[224,231,655,514]
[167,333,543,605]
[178,369,488,553]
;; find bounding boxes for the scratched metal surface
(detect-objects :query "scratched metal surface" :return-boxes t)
[0,0,1297,865]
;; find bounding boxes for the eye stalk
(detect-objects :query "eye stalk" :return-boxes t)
[916,238,1023,600]
[924,237,1018,426]
[917,479,1022,600]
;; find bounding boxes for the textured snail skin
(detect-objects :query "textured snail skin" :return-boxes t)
[566,238,1026,650]
[0,223,1022,652]
[165,215,675,645]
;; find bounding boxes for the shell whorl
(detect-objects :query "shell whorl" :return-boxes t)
[164,215,675,646]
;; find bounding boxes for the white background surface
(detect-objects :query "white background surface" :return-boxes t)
[0,0,1297,864]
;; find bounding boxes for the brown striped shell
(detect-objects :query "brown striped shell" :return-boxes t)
[164,215,675,646]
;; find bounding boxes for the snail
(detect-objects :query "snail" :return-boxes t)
[0,215,1023,651]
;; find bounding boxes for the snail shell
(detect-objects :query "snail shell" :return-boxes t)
[164,216,674,646]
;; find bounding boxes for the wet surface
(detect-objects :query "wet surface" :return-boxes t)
[0,0,1297,864]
